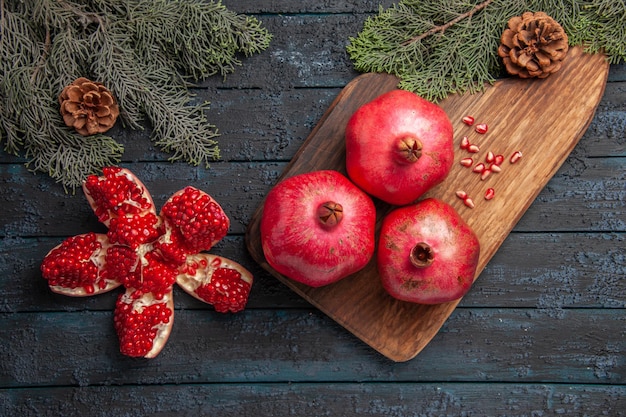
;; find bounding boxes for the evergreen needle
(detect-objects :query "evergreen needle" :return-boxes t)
[347,0,626,102]
[0,0,272,190]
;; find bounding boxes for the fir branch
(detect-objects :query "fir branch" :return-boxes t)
[0,0,271,190]
[347,0,626,101]
[402,0,494,46]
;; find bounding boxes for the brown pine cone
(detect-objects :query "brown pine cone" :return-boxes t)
[59,77,120,136]
[498,12,569,79]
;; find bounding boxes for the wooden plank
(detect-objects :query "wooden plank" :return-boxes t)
[2,383,625,417]
[1,308,624,387]
[2,156,622,239]
[245,46,611,361]
[2,233,623,313]
[196,14,366,90]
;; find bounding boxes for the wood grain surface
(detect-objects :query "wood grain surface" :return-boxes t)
[1,2,625,415]
[246,46,610,361]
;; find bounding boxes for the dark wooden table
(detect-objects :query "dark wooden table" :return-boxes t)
[2,2,625,415]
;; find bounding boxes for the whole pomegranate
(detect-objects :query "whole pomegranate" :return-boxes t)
[41,167,253,358]
[260,170,376,287]
[377,198,480,304]
[345,89,454,206]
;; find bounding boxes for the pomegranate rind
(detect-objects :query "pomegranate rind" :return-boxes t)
[82,167,157,229]
[41,233,123,297]
[260,170,376,287]
[377,198,480,304]
[345,89,454,206]
[160,186,230,254]
[41,166,247,358]
[176,253,253,313]
[114,288,175,359]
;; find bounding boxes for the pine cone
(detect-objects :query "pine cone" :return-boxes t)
[498,12,569,79]
[59,77,120,136]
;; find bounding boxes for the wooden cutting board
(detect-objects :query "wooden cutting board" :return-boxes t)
[245,46,610,362]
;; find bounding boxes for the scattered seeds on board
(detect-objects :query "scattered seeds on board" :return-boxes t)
[460,136,470,150]
[510,151,523,164]
[475,123,488,134]
[462,115,475,126]
[472,163,485,173]
[460,157,473,167]
[485,188,495,200]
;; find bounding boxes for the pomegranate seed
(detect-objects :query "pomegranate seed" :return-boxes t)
[460,136,470,150]
[462,115,475,126]
[485,188,495,200]
[480,169,491,181]
[494,154,505,165]
[490,164,502,173]
[456,190,474,208]
[510,151,523,164]
[475,123,488,134]
[195,267,251,313]
[486,151,494,163]
[460,157,473,167]
[472,163,485,173]
[468,144,480,153]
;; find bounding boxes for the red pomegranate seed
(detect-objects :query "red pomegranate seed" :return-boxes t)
[494,154,505,165]
[460,136,470,150]
[486,151,495,163]
[480,169,491,181]
[460,157,473,167]
[456,191,474,208]
[462,115,475,126]
[510,151,523,164]
[475,123,488,134]
[468,144,480,153]
[472,163,485,173]
[485,188,495,200]
[490,164,502,173]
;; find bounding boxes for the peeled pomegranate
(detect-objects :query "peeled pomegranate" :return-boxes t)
[260,170,376,287]
[41,167,253,358]
[377,198,480,304]
[345,89,454,206]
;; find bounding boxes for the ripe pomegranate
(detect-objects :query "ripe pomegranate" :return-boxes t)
[260,170,376,287]
[41,166,253,358]
[377,198,480,304]
[345,89,454,206]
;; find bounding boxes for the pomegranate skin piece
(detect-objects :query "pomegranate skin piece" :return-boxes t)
[260,170,376,287]
[377,198,480,304]
[345,89,454,206]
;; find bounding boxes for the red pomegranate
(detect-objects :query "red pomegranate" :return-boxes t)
[345,89,454,206]
[260,170,376,287]
[41,167,253,358]
[377,198,480,304]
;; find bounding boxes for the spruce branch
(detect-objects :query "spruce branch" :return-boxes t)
[348,0,626,101]
[0,0,272,190]
[402,0,494,46]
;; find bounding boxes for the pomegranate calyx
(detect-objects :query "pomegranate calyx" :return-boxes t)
[395,136,423,164]
[410,242,434,268]
[317,201,343,227]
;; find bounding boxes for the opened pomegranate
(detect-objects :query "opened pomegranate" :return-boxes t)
[345,89,454,206]
[41,166,253,358]
[377,198,480,304]
[260,170,376,287]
